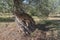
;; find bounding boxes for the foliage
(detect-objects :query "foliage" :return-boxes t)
[23,0,60,17]
[0,0,60,17]
[0,0,13,13]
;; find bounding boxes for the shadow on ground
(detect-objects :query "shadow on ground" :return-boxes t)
[36,20,60,31]
[36,24,55,31]
[0,17,15,22]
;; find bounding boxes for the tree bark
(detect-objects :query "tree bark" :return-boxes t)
[13,0,36,36]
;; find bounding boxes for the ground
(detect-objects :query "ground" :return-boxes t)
[0,13,60,40]
[0,22,59,40]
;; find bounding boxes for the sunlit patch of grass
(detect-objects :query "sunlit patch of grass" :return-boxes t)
[0,13,12,16]
[0,13,14,22]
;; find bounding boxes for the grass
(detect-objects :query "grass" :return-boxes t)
[0,13,14,22]
[0,17,14,22]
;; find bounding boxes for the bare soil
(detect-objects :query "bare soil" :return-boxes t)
[0,22,59,40]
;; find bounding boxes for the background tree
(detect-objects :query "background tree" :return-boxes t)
[23,0,60,18]
[0,0,13,13]
[0,0,60,18]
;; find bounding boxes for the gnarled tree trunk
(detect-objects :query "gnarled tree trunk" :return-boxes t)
[13,0,36,37]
